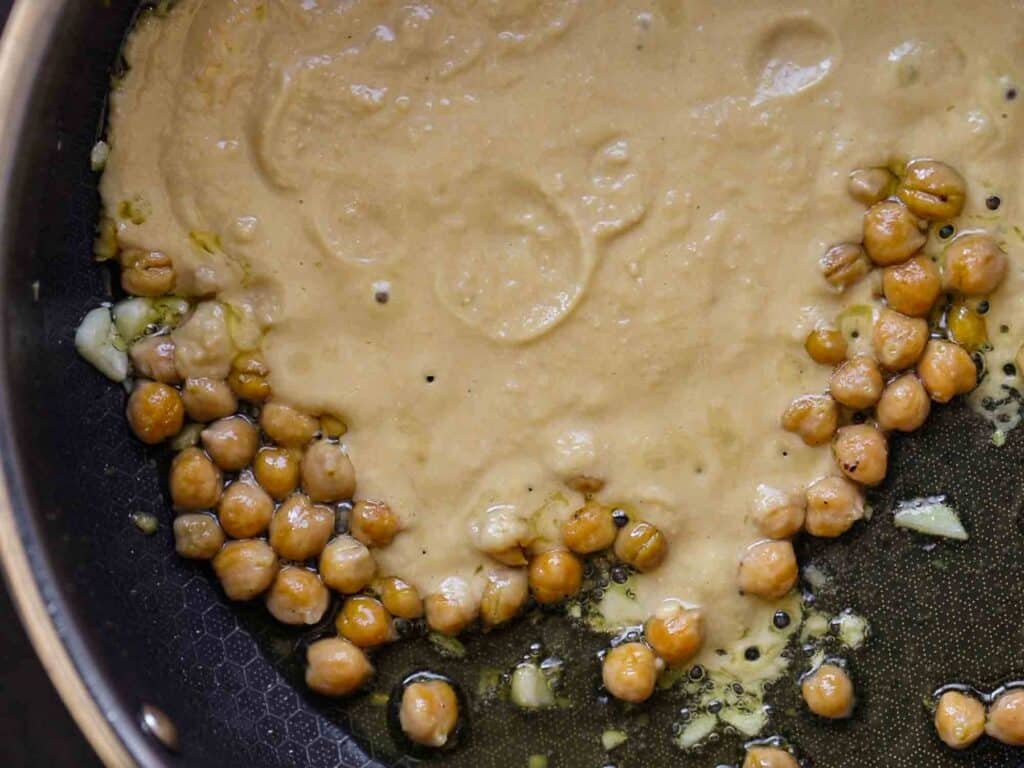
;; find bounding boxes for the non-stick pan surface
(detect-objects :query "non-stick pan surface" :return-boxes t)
[2,3,1024,766]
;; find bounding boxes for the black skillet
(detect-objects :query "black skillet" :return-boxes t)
[1,2,1023,766]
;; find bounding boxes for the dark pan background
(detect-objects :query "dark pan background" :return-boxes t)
[4,2,1024,767]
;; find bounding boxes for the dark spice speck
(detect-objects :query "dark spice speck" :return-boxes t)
[611,508,629,528]
[744,646,761,662]
[1004,363,1017,376]
[938,224,955,239]
[977,300,990,315]
[1008,87,1018,101]
[987,195,1002,211]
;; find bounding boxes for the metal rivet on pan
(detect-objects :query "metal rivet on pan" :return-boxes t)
[141,703,179,751]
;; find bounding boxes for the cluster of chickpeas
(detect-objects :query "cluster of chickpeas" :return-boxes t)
[934,686,1024,750]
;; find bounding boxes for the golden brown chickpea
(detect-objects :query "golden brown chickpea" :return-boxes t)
[266,566,329,625]
[217,480,274,538]
[820,243,872,290]
[120,249,175,297]
[781,394,839,446]
[847,167,895,207]
[182,377,237,422]
[169,447,223,510]
[863,201,926,266]
[738,540,798,600]
[602,642,659,704]
[563,500,617,554]
[645,604,703,666]
[804,476,864,538]
[883,255,942,317]
[528,549,583,604]
[400,680,459,748]
[830,356,884,409]
[260,402,318,447]
[305,637,373,697]
[876,374,931,432]
[946,302,988,352]
[336,595,394,647]
[173,513,225,560]
[320,535,376,594]
[424,576,478,636]
[897,159,966,220]
[944,234,1007,296]
[918,340,977,403]
[268,494,335,561]
[201,416,259,472]
[833,424,888,486]
[934,690,985,750]
[347,500,398,549]
[480,568,528,628]
[228,351,271,403]
[468,505,528,566]
[986,689,1024,746]
[212,539,278,600]
[751,484,806,540]
[301,440,357,503]
[804,327,847,366]
[613,520,668,572]
[253,446,301,500]
[801,664,855,719]
[127,381,185,444]
[130,336,180,384]
[873,309,928,371]
[375,576,424,620]
[743,746,799,768]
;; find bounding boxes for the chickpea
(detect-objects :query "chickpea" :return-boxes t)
[804,476,864,538]
[873,309,928,371]
[602,642,659,704]
[743,746,799,768]
[882,255,941,317]
[863,201,926,266]
[781,394,838,446]
[986,689,1024,746]
[876,374,930,432]
[468,505,528,565]
[305,637,373,697]
[346,501,397,550]
[738,540,798,600]
[917,340,977,403]
[228,351,271,403]
[173,513,225,560]
[269,494,335,561]
[253,446,300,500]
[400,680,459,748]
[947,302,988,352]
[833,424,888,486]
[801,663,855,719]
[260,402,318,447]
[130,336,180,383]
[201,416,259,472]
[751,484,805,540]
[804,327,847,366]
[896,159,966,220]
[301,440,357,503]
[182,377,237,422]
[320,535,376,594]
[831,356,884,409]
[944,234,1007,296]
[375,576,424,620]
[212,539,278,600]
[320,414,348,438]
[266,566,329,625]
[169,447,223,510]
[425,576,478,636]
[645,604,703,666]
[480,568,529,628]
[847,167,895,207]
[528,549,583,604]
[820,243,871,290]
[120,249,175,297]
[613,520,668,572]
[126,381,185,444]
[563,500,617,554]
[334,595,393,648]
[217,480,274,538]
[934,690,985,750]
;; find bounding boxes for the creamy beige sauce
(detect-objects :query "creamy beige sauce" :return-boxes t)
[103,0,1024,661]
